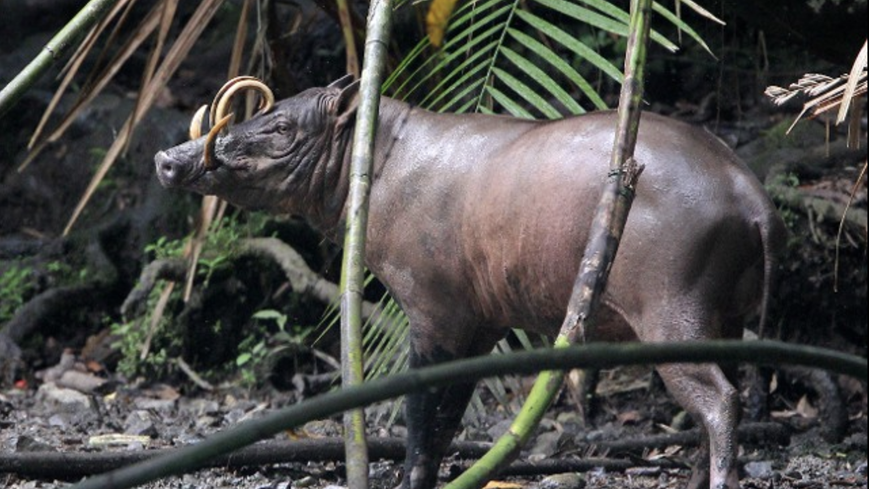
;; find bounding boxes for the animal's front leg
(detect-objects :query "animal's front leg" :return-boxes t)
[401,327,503,489]
[403,368,477,489]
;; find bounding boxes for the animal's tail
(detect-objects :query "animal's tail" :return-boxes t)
[756,214,787,338]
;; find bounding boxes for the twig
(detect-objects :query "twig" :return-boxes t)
[121,238,381,323]
[174,357,214,391]
[834,160,868,291]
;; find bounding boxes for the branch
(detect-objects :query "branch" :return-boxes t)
[0,423,788,479]
[237,238,379,319]
[120,257,186,318]
[120,238,380,321]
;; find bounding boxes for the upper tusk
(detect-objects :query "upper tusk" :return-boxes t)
[209,76,276,132]
[209,76,258,127]
[195,76,275,169]
[189,104,209,140]
[203,114,233,170]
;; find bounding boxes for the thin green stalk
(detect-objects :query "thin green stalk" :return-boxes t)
[339,0,394,487]
[0,0,119,119]
[446,1,653,488]
[67,340,866,489]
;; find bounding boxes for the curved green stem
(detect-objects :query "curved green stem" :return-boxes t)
[68,340,866,489]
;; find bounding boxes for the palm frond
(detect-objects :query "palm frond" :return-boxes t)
[385,0,716,118]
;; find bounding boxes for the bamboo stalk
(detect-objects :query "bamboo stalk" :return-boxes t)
[0,0,119,119]
[338,0,395,487]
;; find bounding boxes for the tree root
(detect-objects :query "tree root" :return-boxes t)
[237,237,379,319]
[0,222,121,385]
[120,258,186,318]
[121,237,380,321]
[0,422,788,480]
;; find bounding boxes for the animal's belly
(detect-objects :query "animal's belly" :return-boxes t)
[474,268,639,343]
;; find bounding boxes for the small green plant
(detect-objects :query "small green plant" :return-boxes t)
[234,309,315,387]
[144,236,185,260]
[0,265,35,323]
[111,313,181,379]
[235,332,268,387]
[768,171,802,232]
[114,212,274,379]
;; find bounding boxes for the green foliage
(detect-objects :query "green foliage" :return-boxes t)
[111,309,179,379]
[768,171,802,233]
[235,309,316,387]
[45,260,90,283]
[385,0,713,118]
[235,323,269,387]
[113,212,273,379]
[144,236,185,260]
[0,265,35,323]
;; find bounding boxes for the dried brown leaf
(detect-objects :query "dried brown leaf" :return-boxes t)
[64,0,229,235]
[20,4,163,172]
[837,40,868,125]
[27,0,134,150]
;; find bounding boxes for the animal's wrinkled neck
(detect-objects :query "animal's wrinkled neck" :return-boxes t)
[308,98,413,241]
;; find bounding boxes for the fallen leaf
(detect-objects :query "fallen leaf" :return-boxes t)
[483,481,524,489]
[617,409,643,425]
[796,395,819,419]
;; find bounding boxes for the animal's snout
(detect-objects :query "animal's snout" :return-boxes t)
[154,151,189,188]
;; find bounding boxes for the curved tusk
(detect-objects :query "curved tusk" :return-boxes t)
[209,76,276,132]
[189,104,209,140]
[203,114,233,170]
[209,76,258,126]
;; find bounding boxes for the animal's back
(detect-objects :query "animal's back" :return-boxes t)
[368,109,782,343]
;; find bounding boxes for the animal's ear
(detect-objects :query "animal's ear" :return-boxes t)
[332,79,360,131]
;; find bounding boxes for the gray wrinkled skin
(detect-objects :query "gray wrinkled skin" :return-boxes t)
[155,76,787,489]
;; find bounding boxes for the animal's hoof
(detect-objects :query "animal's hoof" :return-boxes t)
[685,468,740,489]
[685,468,710,489]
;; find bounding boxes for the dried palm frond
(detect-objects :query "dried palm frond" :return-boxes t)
[766,41,868,293]
[765,40,867,135]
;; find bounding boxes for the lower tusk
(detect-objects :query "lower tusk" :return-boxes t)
[203,114,233,170]
[189,104,209,140]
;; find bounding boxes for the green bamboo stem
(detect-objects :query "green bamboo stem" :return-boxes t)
[0,0,119,119]
[338,0,394,487]
[446,2,653,488]
[68,340,866,489]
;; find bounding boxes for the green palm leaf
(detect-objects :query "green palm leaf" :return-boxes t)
[384,0,715,118]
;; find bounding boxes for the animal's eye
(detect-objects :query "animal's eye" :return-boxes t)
[275,121,292,134]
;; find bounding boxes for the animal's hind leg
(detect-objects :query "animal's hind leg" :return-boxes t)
[401,326,503,489]
[658,361,740,489]
[639,312,741,489]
